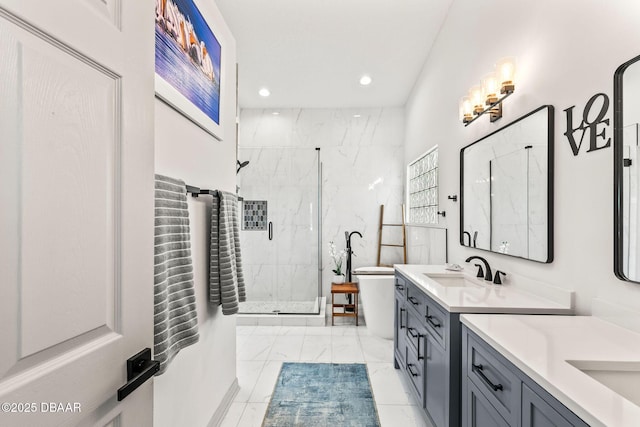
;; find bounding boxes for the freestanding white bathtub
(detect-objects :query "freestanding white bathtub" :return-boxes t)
[354,266,395,340]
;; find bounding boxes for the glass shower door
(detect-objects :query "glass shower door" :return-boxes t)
[238,147,320,314]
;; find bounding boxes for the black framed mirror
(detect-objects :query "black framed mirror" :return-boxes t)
[460,105,554,263]
[614,54,640,283]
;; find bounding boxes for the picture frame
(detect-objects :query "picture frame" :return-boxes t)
[155,0,224,141]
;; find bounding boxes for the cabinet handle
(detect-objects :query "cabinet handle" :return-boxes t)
[399,308,406,329]
[268,222,273,240]
[395,284,404,291]
[407,328,425,360]
[408,296,419,306]
[407,364,419,377]
[426,315,441,328]
[472,363,503,392]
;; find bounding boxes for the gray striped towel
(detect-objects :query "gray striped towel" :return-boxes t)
[210,190,246,314]
[154,174,199,375]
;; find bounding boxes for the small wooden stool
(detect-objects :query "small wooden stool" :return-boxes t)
[331,282,359,326]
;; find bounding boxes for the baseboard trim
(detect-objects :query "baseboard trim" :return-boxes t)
[207,377,239,427]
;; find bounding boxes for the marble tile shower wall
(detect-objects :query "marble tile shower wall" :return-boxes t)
[239,108,405,298]
[491,146,548,259]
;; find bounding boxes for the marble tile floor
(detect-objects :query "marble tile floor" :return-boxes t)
[220,319,433,427]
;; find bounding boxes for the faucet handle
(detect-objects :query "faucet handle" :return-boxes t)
[473,264,485,279]
[493,270,506,285]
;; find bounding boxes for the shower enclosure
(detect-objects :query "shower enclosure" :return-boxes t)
[237,147,321,314]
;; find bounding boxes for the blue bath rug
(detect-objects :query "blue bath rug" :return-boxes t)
[262,362,381,427]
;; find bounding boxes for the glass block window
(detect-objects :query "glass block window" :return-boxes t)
[407,146,439,224]
[243,200,268,230]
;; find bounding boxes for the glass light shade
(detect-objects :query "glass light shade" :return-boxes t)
[482,72,499,105]
[470,85,484,114]
[359,75,372,86]
[496,57,516,93]
[459,96,473,122]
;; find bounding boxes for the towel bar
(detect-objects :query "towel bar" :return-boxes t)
[186,186,243,201]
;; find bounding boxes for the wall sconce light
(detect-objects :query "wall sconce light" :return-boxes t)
[459,96,473,124]
[459,57,516,126]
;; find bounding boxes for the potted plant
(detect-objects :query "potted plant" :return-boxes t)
[328,241,346,284]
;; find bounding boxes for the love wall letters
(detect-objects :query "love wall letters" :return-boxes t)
[564,93,611,156]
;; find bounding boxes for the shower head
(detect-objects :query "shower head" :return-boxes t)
[237,160,250,174]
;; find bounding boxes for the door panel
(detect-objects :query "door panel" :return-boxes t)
[18,23,119,358]
[522,384,574,427]
[425,335,447,427]
[467,380,509,427]
[0,0,154,425]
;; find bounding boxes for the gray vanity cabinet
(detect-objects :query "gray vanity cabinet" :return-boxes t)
[394,275,407,369]
[462,325,589,427]
[394,272,462,427]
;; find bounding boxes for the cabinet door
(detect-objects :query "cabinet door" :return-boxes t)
[394,296,407,368]
[466,380,510,427]
[522,384,584,427]
[425,334,448,427]
[405,344,425,406]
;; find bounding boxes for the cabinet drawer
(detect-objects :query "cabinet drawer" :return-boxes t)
[395,275,407,298]
[406,282,427,315]
[406,310,427,360]
[425,301,447,348]
[467,335,521,425]
[405,345,424,406]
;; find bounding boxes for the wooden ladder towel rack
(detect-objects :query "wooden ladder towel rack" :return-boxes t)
[376,204,407,267]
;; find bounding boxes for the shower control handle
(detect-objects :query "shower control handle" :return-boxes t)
[268,222,273,240]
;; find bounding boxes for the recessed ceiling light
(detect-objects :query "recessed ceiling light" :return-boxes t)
[272,112,280,116]
[359,75,372,86]
[259,88,271,97]
[353,114,361,118]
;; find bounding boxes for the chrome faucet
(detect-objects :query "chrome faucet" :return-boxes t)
[465,256,493,281]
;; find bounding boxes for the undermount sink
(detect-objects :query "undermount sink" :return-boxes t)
[423,274,484,288]
[566,360,640,406]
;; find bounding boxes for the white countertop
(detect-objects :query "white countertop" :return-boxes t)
[461,314,640,427]
[394,264,573,314]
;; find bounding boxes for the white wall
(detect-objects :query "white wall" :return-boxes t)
[239,108,405,298]
[153,1,238,426]
[405,0,640,314]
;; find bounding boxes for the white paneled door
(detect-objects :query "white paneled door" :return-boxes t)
[0,0,155,426]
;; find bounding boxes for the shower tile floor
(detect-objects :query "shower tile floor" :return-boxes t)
[220,313,432,427]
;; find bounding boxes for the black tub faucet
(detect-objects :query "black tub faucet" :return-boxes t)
[465,256,492,281]
[345,231,363,282]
